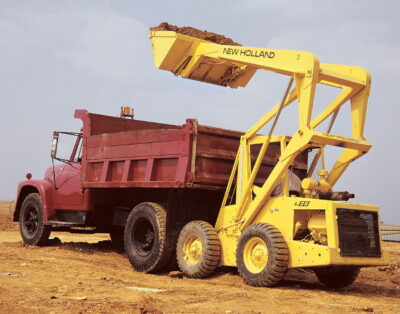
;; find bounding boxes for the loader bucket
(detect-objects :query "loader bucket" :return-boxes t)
[149,30,257,88]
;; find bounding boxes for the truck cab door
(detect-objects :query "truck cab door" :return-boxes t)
[52,134,85,210]
[53,162,83,209]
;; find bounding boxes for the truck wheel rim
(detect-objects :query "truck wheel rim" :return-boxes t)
[23,206,39,235]
[243,237,268,274]
[183,236,202,265]
[132,218,155,257]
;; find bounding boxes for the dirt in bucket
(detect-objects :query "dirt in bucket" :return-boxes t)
[150,22,241,46]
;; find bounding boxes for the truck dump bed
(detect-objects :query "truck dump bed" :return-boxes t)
[75,110,307,190]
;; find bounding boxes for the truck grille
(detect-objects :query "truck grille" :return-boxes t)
[337,208,381,257]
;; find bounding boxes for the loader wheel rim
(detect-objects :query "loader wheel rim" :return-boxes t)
[23,206,39,235]
[183,236,203,265]
[243,237,268,274]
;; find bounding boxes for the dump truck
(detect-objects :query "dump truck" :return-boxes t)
[15,24,389,288]
[15,108,307,273]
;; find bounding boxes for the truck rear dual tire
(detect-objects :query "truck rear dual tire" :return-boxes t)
[19,193,51,246]
[314,266,360,288]
[236,223,289,287]
[124,202,174,273]
[109,227,125,251]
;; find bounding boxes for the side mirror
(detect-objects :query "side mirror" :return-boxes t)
[50,132,59,158]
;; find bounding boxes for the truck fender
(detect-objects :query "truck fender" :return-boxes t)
[14,180,54,223]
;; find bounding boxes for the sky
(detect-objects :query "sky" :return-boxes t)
[0,0,399,224]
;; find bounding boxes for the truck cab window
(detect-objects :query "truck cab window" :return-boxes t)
[52,132,82,163]
[72,137,83,163]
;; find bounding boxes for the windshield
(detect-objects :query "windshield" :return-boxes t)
[52,132,82,163]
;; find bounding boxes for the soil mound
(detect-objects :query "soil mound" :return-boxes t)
[150,22,241,46]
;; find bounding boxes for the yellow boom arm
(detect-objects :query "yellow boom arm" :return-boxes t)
[150,30,371,230]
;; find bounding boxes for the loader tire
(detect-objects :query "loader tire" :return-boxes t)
[124,202,173,273]
[314,266,360,288]
[237,223,289,287]
[19,193,51,246]
[177,220,221,278]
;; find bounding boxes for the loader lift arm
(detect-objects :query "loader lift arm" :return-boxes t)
[150,30,371,231]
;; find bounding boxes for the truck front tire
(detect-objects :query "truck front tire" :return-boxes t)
[124,202,173,273]
[19,193,51,246]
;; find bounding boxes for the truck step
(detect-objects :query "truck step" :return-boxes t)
[47,221,83,227]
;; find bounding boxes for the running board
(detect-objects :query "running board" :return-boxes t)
[46,221,83,227]
[48,210,87,226]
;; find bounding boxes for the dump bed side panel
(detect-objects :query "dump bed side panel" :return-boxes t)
[193,125,240,187]
[74,110,307,191]
[193,125,307,189]
[78,111,195,189]
[86,112,178,136]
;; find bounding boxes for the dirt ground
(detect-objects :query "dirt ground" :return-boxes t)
[1,204,399,314]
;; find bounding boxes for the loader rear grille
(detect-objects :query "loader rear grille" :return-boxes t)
[336,208,381,257]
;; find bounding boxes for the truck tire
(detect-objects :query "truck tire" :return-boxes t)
[124,202,173,273]
[19,193,51,246]
[109,227,125,251]
[176,220,221,278]
[314,266,360,288]
[236,223,289,287]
